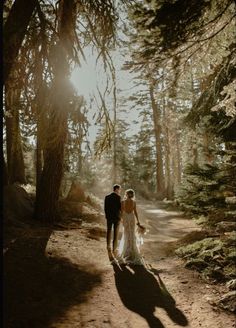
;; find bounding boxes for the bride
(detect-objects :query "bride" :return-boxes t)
[118,189,145,265]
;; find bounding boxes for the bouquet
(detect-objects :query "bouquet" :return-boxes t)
[137,223,147,235]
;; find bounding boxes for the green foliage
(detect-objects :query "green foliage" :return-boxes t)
[184,49,236,135]
[177,137,236,222]
[130,0,210,58]
[176,238,223,258]
[176,163,225,214]
[176,232,236,282]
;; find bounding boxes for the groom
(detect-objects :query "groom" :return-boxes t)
[104,184,121,260]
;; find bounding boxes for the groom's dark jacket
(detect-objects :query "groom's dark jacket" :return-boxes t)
[104,192,121,222]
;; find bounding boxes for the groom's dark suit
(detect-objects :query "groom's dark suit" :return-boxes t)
[104,192,121,221]
[104,192,121,252]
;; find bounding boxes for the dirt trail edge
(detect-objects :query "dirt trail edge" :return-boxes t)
[5,200,235,328]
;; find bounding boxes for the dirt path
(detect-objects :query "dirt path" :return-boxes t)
[4,201,235,328]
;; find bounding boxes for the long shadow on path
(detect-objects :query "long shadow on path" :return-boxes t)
[113,264,188,328]
[4,228,102,328]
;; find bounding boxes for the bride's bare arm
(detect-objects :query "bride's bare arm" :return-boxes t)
[134,202,140,225]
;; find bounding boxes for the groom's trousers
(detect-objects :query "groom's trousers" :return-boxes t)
[106,220,120,251]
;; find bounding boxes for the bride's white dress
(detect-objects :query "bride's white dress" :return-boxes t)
[118,211,145,265]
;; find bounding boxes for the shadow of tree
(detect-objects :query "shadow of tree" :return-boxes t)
[4,228,102,328]
[113,264,188,328]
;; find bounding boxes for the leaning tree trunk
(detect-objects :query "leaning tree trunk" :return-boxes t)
[3,0,38,83]
[5,75,26,184]
[34,0,76,222]
[149,83,165,198]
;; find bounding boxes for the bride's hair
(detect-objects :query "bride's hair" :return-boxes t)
[124,189,135,200]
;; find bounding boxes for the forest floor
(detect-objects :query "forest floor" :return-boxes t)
[4,198,235,328]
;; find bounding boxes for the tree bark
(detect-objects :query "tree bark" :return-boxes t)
[34,0,76,222]
[34,71,69,221]
[172,124,182,190]
[3,0,38,82]
[164,131,171,197]
[175,131,182,184]
[163,106,173,199]
[5,75,26,184]
[34,119,67,221]
[34,55,48,195]
[190,68,199,166]
[77,122,83,174]
[36,123,44,191]
[149,83,165,197]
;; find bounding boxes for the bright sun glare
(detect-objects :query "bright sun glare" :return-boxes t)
[70,64,99,99]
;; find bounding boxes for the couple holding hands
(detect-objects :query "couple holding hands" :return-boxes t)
[104,184,146,265]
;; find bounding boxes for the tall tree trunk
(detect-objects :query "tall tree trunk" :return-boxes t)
[112,69,117,185]
[149,83,164,197]
[175,131,182,184]
[172,123,182,191]
[34,54,47,195]
[36,119,44,191]
[34,116,67,221]
[163,106,173,199]
[34,76,69,221]
[5,76,26,184]
[190,67,199,166]
[34,0,76,222]
[171,137,177,190]
[3,0,38,82]
[77,123,83,174]
[113,124,118,184]
[165,132,171,198]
